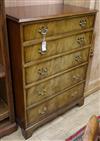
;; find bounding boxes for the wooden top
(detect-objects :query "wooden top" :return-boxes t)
[6,4,97,23]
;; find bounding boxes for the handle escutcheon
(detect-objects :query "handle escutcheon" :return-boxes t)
[77,37,85,47]
[74,55,82,63]
[38,89,47,96]
[90,48,94,57]
[72,74,81,82]
[38,26,48,36]
[80,19,87,28]
[38,106,47,115]
[38,68,48,77]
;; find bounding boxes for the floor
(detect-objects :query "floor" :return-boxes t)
[1,90,100,141]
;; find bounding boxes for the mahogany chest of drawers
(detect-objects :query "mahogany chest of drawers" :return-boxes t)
[6,4,97,139]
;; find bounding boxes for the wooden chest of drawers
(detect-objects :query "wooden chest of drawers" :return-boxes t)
[6,4,97,139]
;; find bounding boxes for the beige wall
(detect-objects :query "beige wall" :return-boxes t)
[86,0,100,94]
[89,0,100,82]
[64,0,90,7]
[5,0,63,7]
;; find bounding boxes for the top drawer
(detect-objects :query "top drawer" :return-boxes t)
[22,14,95,42]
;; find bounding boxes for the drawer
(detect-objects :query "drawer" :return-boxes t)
[25,48,89,84]
[24,32,92,63]
[27,97,57,124]
[26,65,87,107]
[23,15,94,42]
[27,83,84,125]
[57,83,84,108]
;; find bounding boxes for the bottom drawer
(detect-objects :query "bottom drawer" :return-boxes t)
[27,83,84,125]
[27,98,57,125]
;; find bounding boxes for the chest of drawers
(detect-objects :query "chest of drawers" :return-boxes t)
[6,4,97,139]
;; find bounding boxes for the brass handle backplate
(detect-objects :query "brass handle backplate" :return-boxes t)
[77,37,85,47]
[38,89,47,96]
[38,68,48,77]
[80,19,87,28]
[38,26,48,36]
[38,107,47,115]
[74,55,82,63]
[72,75,81,82]
[90,48,94,57]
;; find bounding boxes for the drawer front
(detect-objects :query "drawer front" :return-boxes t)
[24,32,92,63]
[57,83,84,108]
[23,15,94,42]
[27,98,57,124]
[27,83,84,125]
[25,48,89,84]
[26,65,87,107]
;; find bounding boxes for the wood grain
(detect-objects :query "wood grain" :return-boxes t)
[26,65,87,107]
[27,97,57,125]
[25,48,89,84]
[24,32,92,63]
[24,45,91,67]
[25,62,88,89]
[22,14,94,41]
[26,80,85,110]
[27,83,84,125]
[5,4,97,23]
[7,19,26,128]
[23,28,93,47]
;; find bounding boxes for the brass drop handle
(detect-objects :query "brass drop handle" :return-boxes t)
[38,26,48,55]
[80,19,87,28]
[39,26,48,36]
[77,37,85,46]
[90,48,94,57]
[38,68,48,77]
[74,55,82,62]
[38,89,47,96]
[38,107,47,115]
[72,75,81,81]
